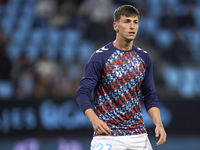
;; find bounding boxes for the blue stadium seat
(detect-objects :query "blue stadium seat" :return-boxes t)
[25,44,40,61]
[44,45,58,60]
[25,0,38,5]
[1,14,16,34]
[22,3,35,17]
[63,28,81,44]
[147,0,161,5]
[17,15,33,30]
[161,0,180,6]
[4,2,19,15]
[47,29,62,47]
[30,29,45,46]
[179,67,196,98]
[60,43,76,62]
[163,67,200,99]
[78,40,95,62]
[7,44,22,60]
[9,0,22,5]
[194,68,200,95]
[0,80,14,99]
[0,6,5,15]
[154,29,174,51]
[184,29,200,61]
[173,4,187,16]
[162,67,181,90]
[12,29,28,45]
[139,17,159,36]
[147,0,162,17]
[194,5,200,29]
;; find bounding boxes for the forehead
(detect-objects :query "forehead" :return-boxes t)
[119,15,139,21]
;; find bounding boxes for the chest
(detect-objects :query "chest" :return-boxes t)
[101,50,146,86]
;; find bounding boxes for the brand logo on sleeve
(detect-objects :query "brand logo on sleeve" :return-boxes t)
[96,46,109,53]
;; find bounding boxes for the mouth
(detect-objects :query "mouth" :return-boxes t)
[129,32,135,35]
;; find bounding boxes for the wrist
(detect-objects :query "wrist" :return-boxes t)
[84,108,100,123]
[156,122,163,128]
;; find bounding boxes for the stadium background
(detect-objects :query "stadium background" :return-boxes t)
[0,0,200,149]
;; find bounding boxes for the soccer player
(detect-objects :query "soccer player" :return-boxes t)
[76,5,166,150]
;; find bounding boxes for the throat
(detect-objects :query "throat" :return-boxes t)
[113,40,133,51]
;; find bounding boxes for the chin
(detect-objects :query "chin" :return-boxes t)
[125,37,135,42]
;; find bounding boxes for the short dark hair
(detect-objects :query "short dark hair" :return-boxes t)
[114,5,140,22]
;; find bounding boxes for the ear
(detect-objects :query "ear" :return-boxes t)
[113,22,119,32]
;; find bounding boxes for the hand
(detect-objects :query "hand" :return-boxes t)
[155,123,167,146]
[92,118,111,136]
[84,108,111,135]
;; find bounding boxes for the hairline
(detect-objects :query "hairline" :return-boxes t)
[114,5,140,22]
[114,14,139,22]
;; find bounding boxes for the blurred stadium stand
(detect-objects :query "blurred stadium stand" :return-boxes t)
[0,0,200,100]
[0,0,200,149]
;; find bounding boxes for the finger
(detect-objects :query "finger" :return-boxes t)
[155,130,159,137]
[95,128,101,135]
[96,126,104,135]
[95,125,108,135]
[102,124,111,135]
[156,138,162,146]
[156,133,166,146]
[157,139,164,146]
[100,125,110,135]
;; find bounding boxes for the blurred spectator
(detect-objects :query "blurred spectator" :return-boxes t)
[133,0,148,17]
[0,45,12,80]
[67,59,85,99]
[166,30,190,64]
[177,2,196,29]
[114,0,134,5]
[0,0,8,5]
[33,73,48,99]
[51,68,72,98]
[16,67,34,100]
[0,26,10,47]
[11,52,32,84]
[34,0,58,27]
[0,27,12,80]
[160,6,178,29]
[34,54,58,99]
[0,0,200,100]
[34,54,58,84]
[49,1,73,28]
[79,0,114,43]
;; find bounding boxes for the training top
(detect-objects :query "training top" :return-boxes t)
[76,42,159,136]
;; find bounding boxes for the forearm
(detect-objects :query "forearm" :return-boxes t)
[147,107,163,127]
[148,107,167,146]
[85,108,111,135]
[84,108,99,124]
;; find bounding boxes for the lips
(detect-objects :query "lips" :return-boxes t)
[129,32,135,35]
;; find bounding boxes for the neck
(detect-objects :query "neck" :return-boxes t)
[113,37,134,51]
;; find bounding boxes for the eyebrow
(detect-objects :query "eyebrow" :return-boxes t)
[124,18,138,22]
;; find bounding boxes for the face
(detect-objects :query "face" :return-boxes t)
[114,15,139,42]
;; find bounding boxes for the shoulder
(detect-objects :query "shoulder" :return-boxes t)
[134,45,152,64]
[88,42,115,63]
[134,45,149,57]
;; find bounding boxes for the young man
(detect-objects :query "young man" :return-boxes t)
[76,5,166,150]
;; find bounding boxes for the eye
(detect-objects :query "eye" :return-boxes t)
[134,20,138,24]
[124,19,130,23]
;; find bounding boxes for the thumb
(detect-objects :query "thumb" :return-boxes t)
[155,130,159,137]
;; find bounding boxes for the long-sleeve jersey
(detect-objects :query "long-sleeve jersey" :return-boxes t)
[76,42,159,136]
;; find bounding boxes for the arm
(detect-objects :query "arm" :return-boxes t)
[148,107,167,146]
[76,60,111,135]
[85,108,111,135]
[140,52,166,145]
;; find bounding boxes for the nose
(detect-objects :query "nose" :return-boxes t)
[130,22,135,29]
